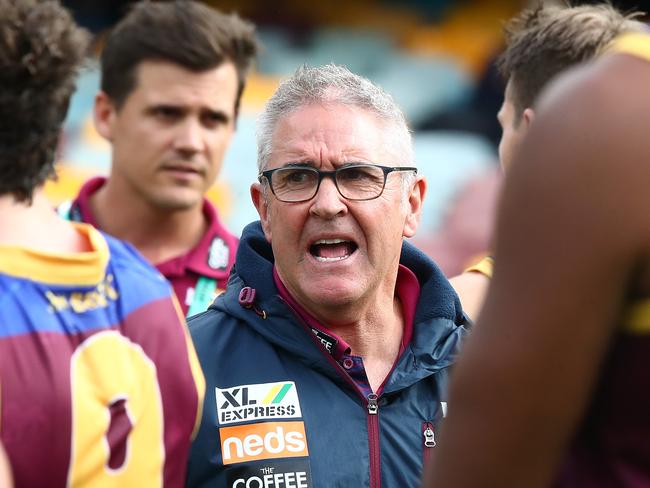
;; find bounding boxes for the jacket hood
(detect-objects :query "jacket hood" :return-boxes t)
[211,221,468,391]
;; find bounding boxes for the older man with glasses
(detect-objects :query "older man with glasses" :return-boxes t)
[186,64,469,488]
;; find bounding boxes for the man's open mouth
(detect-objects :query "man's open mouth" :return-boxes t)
[309,238,358,262]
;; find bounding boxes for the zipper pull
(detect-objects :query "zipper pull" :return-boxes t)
[423,423,436,448]
[367,393,379,415]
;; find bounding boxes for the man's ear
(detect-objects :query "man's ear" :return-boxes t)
[94,91,117,142]
[251,182,272,242]
[522,107,535,129]
[403,175,426,238]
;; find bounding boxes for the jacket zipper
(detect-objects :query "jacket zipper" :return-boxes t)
[422,421,435,464]
[279,297,384,488]
[367,393,381,488]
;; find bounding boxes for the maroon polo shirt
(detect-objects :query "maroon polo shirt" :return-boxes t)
[68,176,238,316]
[273,264,420,396]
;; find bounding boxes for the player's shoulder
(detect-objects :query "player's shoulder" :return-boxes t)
[512,47,650,258]
[521,50,650,183]
[539,48,650,128]
[97,231,180,319]
[101,231,171,293]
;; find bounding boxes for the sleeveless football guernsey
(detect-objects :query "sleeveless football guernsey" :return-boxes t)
[0,224,204,487]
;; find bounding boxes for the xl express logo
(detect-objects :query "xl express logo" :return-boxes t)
[220,421,309,465]
[216,381,302,425]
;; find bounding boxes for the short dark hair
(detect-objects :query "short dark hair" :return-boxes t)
[0,0,89,202]
[498,3,643,125]
[101,0,258,116]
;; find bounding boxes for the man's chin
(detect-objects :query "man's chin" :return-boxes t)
[304,285,360,311]
[147,192,203,212]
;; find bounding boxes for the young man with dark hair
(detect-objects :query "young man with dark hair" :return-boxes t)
[61,0,259,317]
[450,3,644,320]
[0,1,204,486]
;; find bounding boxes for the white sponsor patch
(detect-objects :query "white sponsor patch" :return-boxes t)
[216,381,302,425]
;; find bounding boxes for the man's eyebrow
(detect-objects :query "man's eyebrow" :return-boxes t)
[146,103,184,114]
[339,161,370,167]
[284,161,316,168]
[203,108,230,123]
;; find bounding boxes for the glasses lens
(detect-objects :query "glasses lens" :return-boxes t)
[272,167,318,202]
[336,165,385,200]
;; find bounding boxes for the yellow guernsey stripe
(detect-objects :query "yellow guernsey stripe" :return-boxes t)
[622,299,650,334]
[0,223,108,285]
[606,32,650,61]
[464,256,494,279]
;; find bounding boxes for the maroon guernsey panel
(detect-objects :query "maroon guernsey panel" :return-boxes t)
[555,332,650,487]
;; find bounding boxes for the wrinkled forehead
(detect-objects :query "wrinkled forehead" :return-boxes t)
[268,103,407,167]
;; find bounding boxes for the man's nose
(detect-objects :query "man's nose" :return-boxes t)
[173,118,204,153]
[309,175,347,218]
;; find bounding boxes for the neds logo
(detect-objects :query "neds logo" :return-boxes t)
[220,421,309,465]
[216,382,302,425]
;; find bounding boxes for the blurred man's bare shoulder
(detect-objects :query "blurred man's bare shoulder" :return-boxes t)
[529,50,650,299]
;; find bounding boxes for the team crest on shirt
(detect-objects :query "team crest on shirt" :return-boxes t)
[208,238,229,270]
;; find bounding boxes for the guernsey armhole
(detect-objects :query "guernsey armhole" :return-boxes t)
[606,32,650,62]
[463,256,494,279]
[622,297,650,334]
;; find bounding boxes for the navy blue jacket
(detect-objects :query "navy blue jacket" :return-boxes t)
[187,222,469,488]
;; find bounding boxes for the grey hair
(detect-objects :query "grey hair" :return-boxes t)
[256,63,414,173]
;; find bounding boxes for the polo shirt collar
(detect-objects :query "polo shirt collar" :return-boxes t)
[72,176,236,280]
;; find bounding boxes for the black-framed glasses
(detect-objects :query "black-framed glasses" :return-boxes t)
[258,164,418,203]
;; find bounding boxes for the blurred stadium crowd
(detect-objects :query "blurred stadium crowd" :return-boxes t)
[50,0,648,275]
